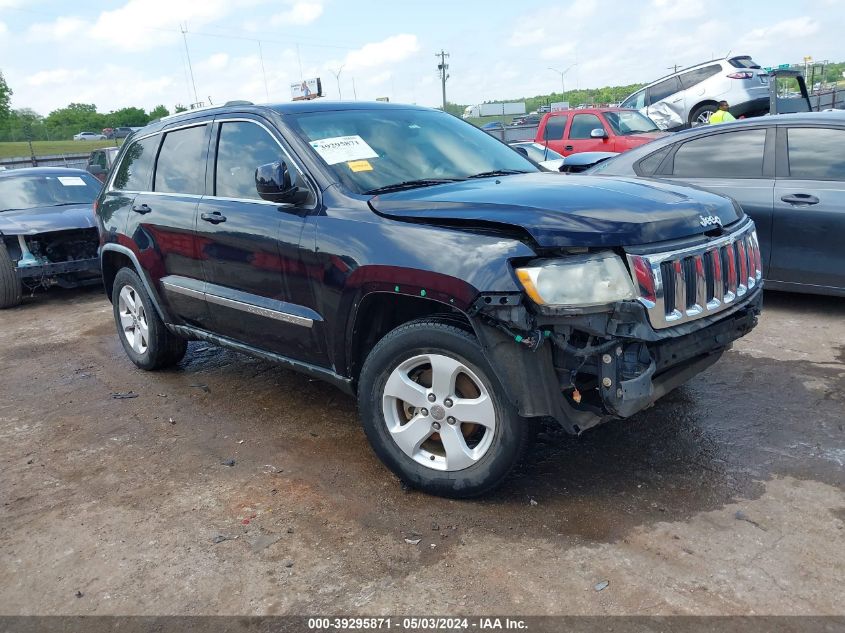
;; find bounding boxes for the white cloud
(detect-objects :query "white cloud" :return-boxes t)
[365,71,392,87]
[27,0,259,52]
[26,68,86,87]
[199,53,230,71]
[270,1,324,26]
[540,43,576,61]
[650,0,705,22]
[0,20,6,35]
[27,16,87,41]
[343,34,420,71]
[746,16,819,41]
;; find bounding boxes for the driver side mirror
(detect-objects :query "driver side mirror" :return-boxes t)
[590,128,608,139]
[513,146,529,157]
[255,160,310,205]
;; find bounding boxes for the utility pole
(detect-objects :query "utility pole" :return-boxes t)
[180,23,199,106]
[668,63,681,73]
[435,50,449,110]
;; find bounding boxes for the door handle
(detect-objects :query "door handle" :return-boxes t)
[564,145,574,151]
[780,193,819,205]
[201,211,227,224]
[132,204,152,214]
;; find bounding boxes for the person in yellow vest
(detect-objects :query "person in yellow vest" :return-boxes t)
[709,101,736,124]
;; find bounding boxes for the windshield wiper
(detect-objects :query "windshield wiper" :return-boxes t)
[467,169,530,179]
[364,178,463,195]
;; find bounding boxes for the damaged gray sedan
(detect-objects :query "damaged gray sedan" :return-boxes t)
[0,168,102,308]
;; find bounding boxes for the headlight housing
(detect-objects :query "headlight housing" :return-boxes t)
[515,253,636,307]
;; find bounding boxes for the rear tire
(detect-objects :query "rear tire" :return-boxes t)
[0,241,23,309]
[111,267,187,370]
[690,103,718,126]
[358,319,532,498]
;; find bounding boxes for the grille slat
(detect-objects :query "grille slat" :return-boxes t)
[626,224,760,329]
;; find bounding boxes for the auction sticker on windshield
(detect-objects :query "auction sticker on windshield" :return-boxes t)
[58,176,87,186]
[310,135,378,165]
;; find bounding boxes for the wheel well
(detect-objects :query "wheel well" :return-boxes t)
[689,100,719,123]
[348,293,471,380]
[101,250,135,302]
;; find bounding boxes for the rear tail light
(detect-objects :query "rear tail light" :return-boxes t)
[727,72,753,79]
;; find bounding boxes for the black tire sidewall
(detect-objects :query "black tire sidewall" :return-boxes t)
[691,104,717,125]
[358,322,527,498]
[111,268,171,370]
[0,241,23,309]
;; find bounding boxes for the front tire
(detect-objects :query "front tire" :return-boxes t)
[111,267,187,370]
[0,241,23,309]
[358,320,532,498]
[690,103,717,126]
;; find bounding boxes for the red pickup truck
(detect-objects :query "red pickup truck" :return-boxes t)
[535,107,668,156]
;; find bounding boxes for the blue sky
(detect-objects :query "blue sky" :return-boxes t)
[0,0,842,115]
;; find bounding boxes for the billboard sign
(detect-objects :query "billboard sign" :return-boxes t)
[291,78,322,101]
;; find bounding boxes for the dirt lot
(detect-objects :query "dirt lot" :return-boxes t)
[1,287,843,615]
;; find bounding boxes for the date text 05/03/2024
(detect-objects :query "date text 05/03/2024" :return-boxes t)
[306,617,528,630]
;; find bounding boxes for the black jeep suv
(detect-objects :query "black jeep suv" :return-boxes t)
[95,101,762,497]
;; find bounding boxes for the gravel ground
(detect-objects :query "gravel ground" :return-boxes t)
[0,287,843,615]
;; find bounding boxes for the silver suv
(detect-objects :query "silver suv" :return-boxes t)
[621,56,770,129]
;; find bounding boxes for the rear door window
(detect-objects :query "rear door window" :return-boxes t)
[678,65,721,89]
[647,76,681,105]
[542,116,567,140]
[787,127,845,180]
[112,135,159,192]
[154,125,208,195]
[622,89,646,110]
[669,129,767,178]
[568,114,604,139]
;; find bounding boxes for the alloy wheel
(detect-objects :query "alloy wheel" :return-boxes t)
[118,285,149,355]
[381,353,497,471]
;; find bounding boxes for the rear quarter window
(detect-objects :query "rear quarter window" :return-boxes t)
[635,146,672,176]
[679,65,721,89]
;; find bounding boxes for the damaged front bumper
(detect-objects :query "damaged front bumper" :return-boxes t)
[16,258,100,282]
[469,287,762,434]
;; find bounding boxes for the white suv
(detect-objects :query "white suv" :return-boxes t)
[621,56,770,129]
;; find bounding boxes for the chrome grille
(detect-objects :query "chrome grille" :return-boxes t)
[626,223,762,329]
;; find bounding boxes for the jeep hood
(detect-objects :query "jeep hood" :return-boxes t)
[0,204,96,236]
[369,173,742,248]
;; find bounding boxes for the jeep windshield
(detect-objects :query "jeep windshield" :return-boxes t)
[0,173,101,212]
[603,110,660,136]
[287,107,537,195]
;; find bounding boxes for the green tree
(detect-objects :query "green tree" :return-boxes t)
[174,104,188,113]
[0,70,12,122]
[107,106,149,127]
[149,104,170,119]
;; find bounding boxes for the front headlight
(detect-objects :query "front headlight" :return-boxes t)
[515,253,636,307]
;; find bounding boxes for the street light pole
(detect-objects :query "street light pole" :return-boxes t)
[330,65,345,100]
[548,64,576,102]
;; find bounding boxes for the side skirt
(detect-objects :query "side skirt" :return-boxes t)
[168,323,355,397]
